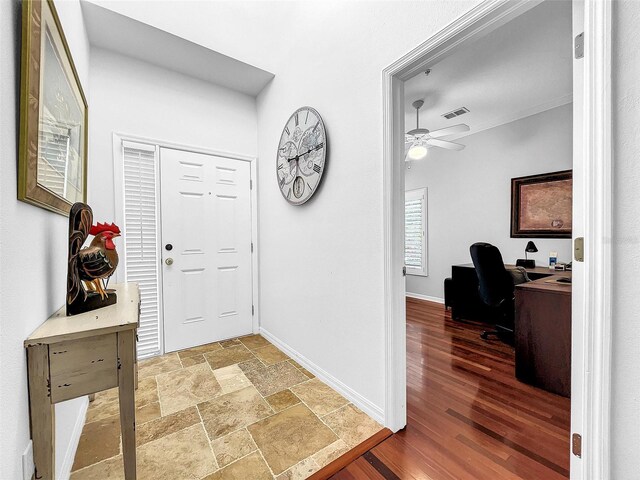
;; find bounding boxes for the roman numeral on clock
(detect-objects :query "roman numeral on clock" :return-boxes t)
[277,163,284,170]
[287,188,291,199]
[313,164,322,174]
[295,113,299,126]
[279,176,286,188]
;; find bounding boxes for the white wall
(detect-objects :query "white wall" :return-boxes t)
[88,47,258,225]
[405,104,573,299]
[0,1,90,478]
[611,1,640,477]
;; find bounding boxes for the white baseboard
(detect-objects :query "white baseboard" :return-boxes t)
[259,328,385,425]
[57,396,89,480]
[406,292,445,304]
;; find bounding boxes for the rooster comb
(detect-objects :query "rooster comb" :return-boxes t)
[90,222,121,236]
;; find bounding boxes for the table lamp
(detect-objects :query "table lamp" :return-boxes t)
[516,241,538,268]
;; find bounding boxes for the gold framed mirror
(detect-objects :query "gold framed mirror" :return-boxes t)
[18,0,88,215]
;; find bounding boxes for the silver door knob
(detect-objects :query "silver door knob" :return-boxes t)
[165,258,174,266]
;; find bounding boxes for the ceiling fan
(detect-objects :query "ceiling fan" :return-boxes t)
[405,99,470,160]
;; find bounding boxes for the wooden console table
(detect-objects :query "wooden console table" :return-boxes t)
[24,283,140,480]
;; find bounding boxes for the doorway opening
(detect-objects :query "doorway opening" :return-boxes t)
[381,1,612,479]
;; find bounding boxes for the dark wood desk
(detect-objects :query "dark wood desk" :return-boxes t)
[515,275,572,397]
[450,263,567,322]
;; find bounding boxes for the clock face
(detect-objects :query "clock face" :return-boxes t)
[276,106,327,205]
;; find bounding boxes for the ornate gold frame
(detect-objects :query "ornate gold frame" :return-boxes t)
[18,0,88,215]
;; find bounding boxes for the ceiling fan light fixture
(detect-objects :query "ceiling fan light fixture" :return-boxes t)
[407,142,428,161]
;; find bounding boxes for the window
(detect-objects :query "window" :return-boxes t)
[121,141,162,358]
[405,188,428,276]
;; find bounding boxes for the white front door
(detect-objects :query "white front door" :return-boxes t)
[160,148,253,353]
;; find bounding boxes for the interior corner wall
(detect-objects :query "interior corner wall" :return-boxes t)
[87,47,258,226]
[0,1,91,479]
[611,1,640,477]
[405,104,573,299]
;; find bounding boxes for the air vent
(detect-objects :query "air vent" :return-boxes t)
[442,107,469,120]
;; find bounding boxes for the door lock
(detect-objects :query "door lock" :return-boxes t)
[165,258,174,266]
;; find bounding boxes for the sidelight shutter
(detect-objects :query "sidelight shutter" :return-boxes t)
[405,188,428,276]
[121,141,162,358]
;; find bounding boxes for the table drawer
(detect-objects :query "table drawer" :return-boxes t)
[49,334,118,403]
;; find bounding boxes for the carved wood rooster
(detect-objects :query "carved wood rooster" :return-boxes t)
[67,202,121,315]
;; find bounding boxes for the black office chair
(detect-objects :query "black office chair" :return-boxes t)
[470,242,529,342]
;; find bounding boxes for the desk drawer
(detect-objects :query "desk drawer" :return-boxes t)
[49,334,118,403]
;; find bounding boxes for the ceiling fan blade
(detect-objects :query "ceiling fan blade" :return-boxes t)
[426,138,465,151]
[428,124,470,138]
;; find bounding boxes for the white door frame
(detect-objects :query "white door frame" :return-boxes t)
[112,132,261,355]
[382,1,612,479]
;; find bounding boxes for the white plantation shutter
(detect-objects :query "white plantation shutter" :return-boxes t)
[122,141,162,358]
[405,188,428,276]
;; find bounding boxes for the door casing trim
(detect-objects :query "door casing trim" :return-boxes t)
[381,2,612,479]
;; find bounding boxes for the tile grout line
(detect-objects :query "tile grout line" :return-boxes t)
[195,403,220,475]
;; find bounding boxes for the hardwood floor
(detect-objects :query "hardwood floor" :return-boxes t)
[332,298,571,480]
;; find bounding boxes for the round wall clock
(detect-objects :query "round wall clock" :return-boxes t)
[276,106,327,205]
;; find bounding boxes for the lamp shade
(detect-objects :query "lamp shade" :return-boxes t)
[525,241,538,253]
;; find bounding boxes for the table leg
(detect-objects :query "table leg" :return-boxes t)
[27,344,55,480]
[118,330,137,479]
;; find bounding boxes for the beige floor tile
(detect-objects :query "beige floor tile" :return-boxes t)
[136,423,217,479]
[198,386,273,440]
[290,378,349,416]
[177,343,222,359]
[253,344,290,365]
[312,439,349,467]
[210,428,258,468]
[180,354,206,368]
[86,377,158,423]
[203,451,272,480]
[213,364,253,394]
[157,363,222,415]
[136,406,200,446]
[322,404,383,447]
[138,353,182,379]
[70,455,124,480]
[72,416,121,471]
[288,360,314,378]
[220,338,242,348]
[265,390,300,413]
[137,402,162,425]
[239,334,272,350]
[276,457,320,480]
[238,358,263,373]
[244,362,309,397]
[205,345,255,370]
[248,403,337,475]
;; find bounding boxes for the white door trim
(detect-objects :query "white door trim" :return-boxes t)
[112,132,261,356]
[382,2,612,480]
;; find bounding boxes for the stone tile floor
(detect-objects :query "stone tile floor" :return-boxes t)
[70,334,383,479]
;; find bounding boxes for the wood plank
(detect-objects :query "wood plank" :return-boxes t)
[25,283,139,346]
[333,298,570,480]
[27,344,55,480]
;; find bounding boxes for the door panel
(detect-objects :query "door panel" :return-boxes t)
[160,148,252,353]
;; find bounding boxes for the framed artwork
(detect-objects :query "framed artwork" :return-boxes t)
[18,0,88,215]
[511,170,572,238]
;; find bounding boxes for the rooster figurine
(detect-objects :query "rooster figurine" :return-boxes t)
[66,202,121,316]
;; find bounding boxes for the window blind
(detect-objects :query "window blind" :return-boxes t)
[122,141,161,359]
[405,188,428,276]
